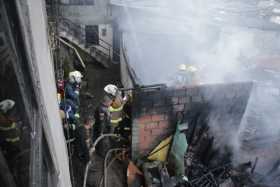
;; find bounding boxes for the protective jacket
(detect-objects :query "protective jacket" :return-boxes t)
[0,113,20,148]
[59,99,77,124]
[93,103,111,142]
[65,81,80,106]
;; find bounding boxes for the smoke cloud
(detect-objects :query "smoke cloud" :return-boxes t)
[115,0,280,84]
[113,0,280,177]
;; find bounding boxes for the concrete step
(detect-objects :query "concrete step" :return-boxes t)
[59,33,111,68]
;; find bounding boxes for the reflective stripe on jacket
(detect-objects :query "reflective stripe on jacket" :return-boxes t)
[0,122,20,144]
[109,105,123,126]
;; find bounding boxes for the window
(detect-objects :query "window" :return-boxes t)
[69,0,95,5]
[85,25,99,45]
[102,28,107,37]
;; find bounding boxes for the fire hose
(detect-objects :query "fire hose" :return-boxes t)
[83,134,125,187]
[104,148,127,187]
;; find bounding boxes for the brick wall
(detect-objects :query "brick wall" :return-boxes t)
[131,82,253,159]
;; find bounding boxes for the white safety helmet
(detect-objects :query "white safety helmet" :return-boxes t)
[187,65,198,73]
[178,64,187,71]
[178,64,198,73]
[0,99,15,114]
[69,71,83,84]
[104,84,119,97]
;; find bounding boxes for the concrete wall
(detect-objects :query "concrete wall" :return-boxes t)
[60,0,112,25]
[58,0,117,64]
[131,82,253,159]
[120,45,134,89]
[15,0,72,186]
[120,39,141,89]
[94,24,113,57]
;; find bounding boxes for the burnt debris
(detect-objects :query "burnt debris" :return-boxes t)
[183,110,280,187]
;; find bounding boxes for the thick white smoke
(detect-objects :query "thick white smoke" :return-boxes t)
[113,0,280,176]
[114,0,280,84]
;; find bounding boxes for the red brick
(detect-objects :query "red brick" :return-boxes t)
[151,128,165,136]
[139,135,146,143]
[139,143,149,151]
[151,114,166,121]
[137,115,152,123]
[158,121,169,128]
[139,128,146,136]
[144,122,158,130]
[140,135,153,147]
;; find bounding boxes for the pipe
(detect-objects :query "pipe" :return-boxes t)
[104,148,126,187]
[89,134,122,157]
[83,134,125,187]
[58,37,86,69]
[119,83,167,92]
[83,160,92,187]
[99,153,122,187]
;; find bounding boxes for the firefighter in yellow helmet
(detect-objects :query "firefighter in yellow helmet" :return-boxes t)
[0,99,21,156]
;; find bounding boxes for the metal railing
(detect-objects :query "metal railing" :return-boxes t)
[58,37,86,68]
[58,17,114,62]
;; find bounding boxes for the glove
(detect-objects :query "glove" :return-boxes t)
[75,90,80,95]
[123,95,128,102]
[74,113,80,119]
[70,124,76,130]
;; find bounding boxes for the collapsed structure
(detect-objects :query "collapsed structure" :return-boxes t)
[129,82,280,186]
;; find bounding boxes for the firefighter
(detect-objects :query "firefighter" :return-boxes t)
[75,116,94,163]
[60,99,79,125]
[93,85,116,140]
[92,87,115,156]
[65,70,83,107]
[174,64,198,86]
[0,99,21,158]
[109,91,128,134]
[59,99,80,141]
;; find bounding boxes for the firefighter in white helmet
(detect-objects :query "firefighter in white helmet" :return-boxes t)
[65,70,83,107]
[93,84,117,141]
[174,64,198,86]
[0,99,21,158]
[108,88,128,134]
[104,84,128,134]
[104,84,119,98]
[93,84,128,139]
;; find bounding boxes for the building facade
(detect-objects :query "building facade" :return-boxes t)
[0,0,71,186]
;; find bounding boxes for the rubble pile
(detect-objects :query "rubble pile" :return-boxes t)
[184,111,280,187]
